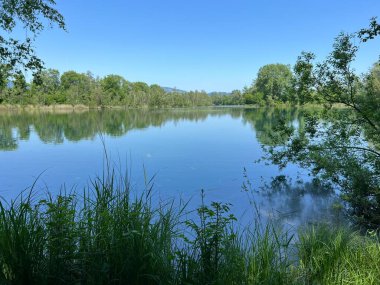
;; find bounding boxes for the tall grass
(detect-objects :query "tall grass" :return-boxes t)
[0,170,378,284]
[295,225,380,284]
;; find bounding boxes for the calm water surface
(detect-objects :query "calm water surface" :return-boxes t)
[0,107,343,228]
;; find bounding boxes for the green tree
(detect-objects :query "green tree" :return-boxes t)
[13,73,27,91]
[361,63,380,149]
[31,69,62,104]
[0,64,11,102]
[268,31,380,228]
[33,69,60,93]
[0,0,65,76]
[11,73,28,101]
[100,74,127,103]
[292,52,317,104]
[130,81,150,106]
[230,89,244,105]
[254,64,294,102]
[61,71,93,104]
[149,84,165,107]
[358,17,380,42]
[243,90,265,105]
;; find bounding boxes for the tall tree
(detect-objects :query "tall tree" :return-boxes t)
[0,0,65,76]
[12,73,27,95]
[268,31,380,228]
[61,71,93,104]
[254,64,293,102]
[0,64,10,93]
[100,74,127,103]
[33,69,60,94]
[358,17,380,42]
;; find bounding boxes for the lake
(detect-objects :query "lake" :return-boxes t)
[0,107,344,229]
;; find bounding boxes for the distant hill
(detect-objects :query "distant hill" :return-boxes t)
[162,87,231,96]
[162,87,187,94]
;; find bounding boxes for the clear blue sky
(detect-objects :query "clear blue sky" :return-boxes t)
[31,0,380,92]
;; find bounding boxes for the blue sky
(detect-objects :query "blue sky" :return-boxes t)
[31,0,380,92]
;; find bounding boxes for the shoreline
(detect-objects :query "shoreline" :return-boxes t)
[0,103,342,114]
[0,104,120,111]
[0,104,246,114]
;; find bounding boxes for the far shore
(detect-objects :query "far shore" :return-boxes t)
[0,104,243,113]
[0,103,345,114]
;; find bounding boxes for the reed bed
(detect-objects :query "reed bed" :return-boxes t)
[0,171,378,285]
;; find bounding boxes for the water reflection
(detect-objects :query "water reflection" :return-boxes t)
[0,107,345,228]
[244,176,344,229]
[0,108,245,149]
[0,107,310,150]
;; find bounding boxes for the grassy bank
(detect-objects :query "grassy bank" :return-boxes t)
[0,172,378,285]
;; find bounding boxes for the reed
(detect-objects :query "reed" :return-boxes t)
[0,170,378,284]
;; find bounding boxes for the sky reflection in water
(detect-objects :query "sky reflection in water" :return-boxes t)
[0,108,344,229]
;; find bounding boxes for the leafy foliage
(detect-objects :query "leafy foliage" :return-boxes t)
[1,69,213,107]
[254,64,294,102]
[0,0,65,77]
[179,191,237,284]
[266,29,380,228]
[358,17,380,42]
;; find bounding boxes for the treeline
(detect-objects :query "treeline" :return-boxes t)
[213,62,380,106]
[0,69,212,107]
[1,62,379,107]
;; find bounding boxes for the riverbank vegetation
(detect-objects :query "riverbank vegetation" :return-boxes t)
[263,25,380,229]
[1,16,379,109]
[1,55,378,109]
[0,170,378,285]
[0,2,379,282]
[0,71,213,107]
